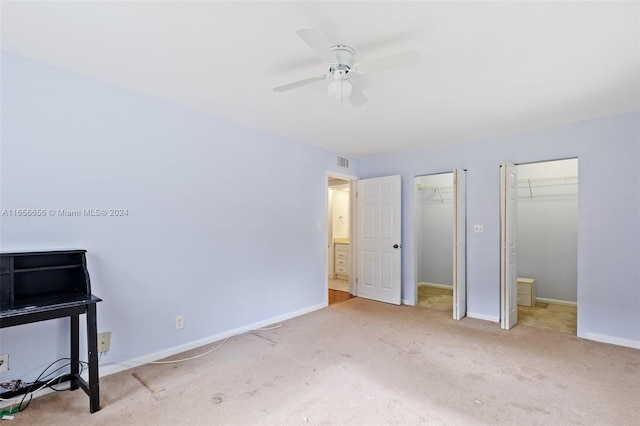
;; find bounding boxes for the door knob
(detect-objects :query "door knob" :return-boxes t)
[393,244,400,249]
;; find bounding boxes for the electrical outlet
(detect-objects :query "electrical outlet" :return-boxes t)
[474,224,484,233]
[176,315,185,330]
[0,353,8,373]
[97,332,112,353]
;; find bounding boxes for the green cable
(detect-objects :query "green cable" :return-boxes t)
[0,406,21,416]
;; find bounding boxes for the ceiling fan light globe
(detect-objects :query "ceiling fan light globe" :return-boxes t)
[327,79,352,100]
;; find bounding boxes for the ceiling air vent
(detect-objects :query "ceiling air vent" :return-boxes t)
[337,156,350,169]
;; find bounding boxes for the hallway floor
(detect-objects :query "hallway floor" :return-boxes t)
[328,288,353,305]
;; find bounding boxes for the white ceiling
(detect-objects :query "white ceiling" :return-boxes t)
[1,1,638,157]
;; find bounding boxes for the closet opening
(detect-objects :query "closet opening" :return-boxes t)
[415,172,454,313]
[415,170,467,319]
[501,158,578,333]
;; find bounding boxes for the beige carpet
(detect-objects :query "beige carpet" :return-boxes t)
[518,302,577,335]
[328,278,349,292]
[417,284,453,311]
[7,298,639,425]
[417,285,578,336]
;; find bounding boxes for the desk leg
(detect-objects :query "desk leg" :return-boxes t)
[86,304,101,413]
[70,314,80,391]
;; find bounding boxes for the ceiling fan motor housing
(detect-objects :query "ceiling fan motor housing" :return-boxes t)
[330,45,355,69]
[327,46,355,100]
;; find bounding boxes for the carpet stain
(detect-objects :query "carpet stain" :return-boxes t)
[465,372,486,381]
[250,332,279,344]
[264,376,283,388]
[511,402,551,415]
[211,393,224,404]
[520,366,548,381]
[131,372,166,401]
[242,389,259,398]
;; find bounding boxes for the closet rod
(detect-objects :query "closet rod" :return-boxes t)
[417,184,452,203]
[518,174,578,199]
[517,174,577,184]
[416,184,453,191]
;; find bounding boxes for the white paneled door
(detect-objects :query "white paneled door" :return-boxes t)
[356,175,402,305]
[501,163,518,329]
[453,168,467,320]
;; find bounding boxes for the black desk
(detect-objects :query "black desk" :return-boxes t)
[0,250,102,413]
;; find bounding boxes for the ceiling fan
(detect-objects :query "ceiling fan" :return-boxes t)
[273,28,420,107]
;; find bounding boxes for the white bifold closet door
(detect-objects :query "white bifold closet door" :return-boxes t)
[501,163,518,330]
[453,168,467,320]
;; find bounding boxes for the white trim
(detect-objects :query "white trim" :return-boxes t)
[99,303,326,377]
[467,312,500,323]
[413,176,421,308]
[402,298,415,306]
[0,386,54,409]
[326,170,358,182]
[536,297,577,307]
[1,303,327,410]
[418,282,453,290]
[584,333,640,349]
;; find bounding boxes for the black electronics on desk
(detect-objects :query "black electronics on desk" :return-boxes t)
[0,249,102,413]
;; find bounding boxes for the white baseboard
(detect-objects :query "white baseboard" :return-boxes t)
[0,386,58,410]
[1,303,327,410]
[418,282,453,290]
[536,297,577,307]
[100,302,326,377]
[466,312,500,323]
[584,333,640,349]
[402,299,415,306]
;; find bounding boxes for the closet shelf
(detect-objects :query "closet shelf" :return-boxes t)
[416,184,453,203]
[518,174,578,199]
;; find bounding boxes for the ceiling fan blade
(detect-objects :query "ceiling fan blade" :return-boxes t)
[355,50,420,74]
[296,28,338,64]
[273,75,326,92]
[349,82,368,107]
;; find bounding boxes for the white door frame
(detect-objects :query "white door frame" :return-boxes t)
[326,171,358,303]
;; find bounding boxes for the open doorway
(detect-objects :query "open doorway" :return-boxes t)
[327,176,354,305]
[501,158,578,334]
[327,173,403,306]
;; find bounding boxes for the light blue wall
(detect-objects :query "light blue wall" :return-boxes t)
[0,52,359,379]
[360,112,640,345]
